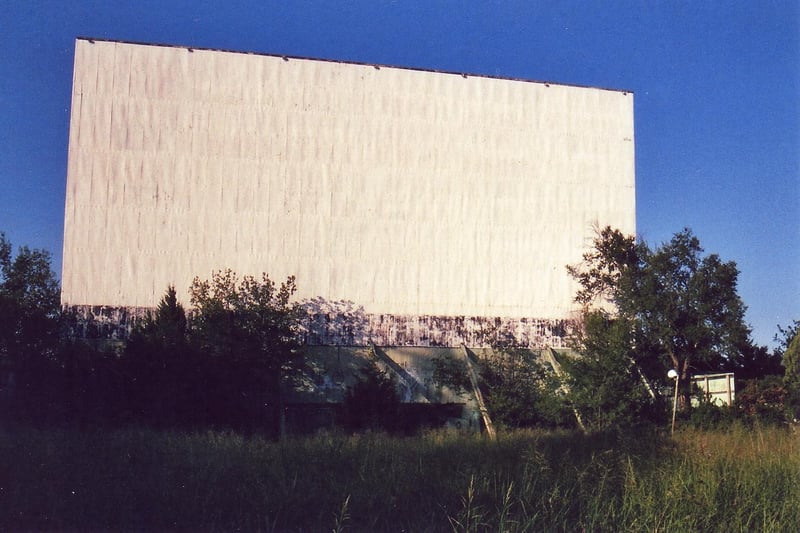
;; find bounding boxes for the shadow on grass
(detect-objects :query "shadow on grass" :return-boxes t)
[3,423,795,531]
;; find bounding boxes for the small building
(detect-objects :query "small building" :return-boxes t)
[691,372,736,407]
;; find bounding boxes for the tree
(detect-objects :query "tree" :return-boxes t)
[732,342,784,380]
[0,232,61,369]
[188,270,303,436]
[569,227,751,411]
[561,311,661,431]
[478,348,568,429]
[146,285,188,349]
[431,349,569,429]
[777,321,799,381]
[0,233,62,424]
[779,323,800,418]
[123,286,194,427]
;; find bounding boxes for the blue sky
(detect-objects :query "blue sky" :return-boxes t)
[0,1,797,348]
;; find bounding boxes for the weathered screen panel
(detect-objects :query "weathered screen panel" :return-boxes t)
[62,39,635,322]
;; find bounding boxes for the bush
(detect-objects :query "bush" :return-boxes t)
[562,311,665,431]
[686,401,737,430]
[735,377,792,426]
[479,349,571,429]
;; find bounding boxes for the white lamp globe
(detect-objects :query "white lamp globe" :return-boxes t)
[667,369,679,380]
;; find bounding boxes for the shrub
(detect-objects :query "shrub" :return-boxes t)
[562,311,665,431]
[735,377,791,426]
[479,348,571,429]
[686,401,736,430]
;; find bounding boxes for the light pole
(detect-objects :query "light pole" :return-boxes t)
[668,369,679,435]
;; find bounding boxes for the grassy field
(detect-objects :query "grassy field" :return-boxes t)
[0,424,797,531]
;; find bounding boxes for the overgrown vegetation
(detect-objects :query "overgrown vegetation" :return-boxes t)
[187,269,303,437]
[428,227,798,434]
[566,226,784,420]
[1,228,799,529]
[0,425,797,531]
[0,232,62,423]
[776,321,800,419]
[561,310,664,431]
[1,233,305,436]
[3,228,797,436]
[478,348,569,429]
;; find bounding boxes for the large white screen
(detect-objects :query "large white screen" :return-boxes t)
[62,39,635,319]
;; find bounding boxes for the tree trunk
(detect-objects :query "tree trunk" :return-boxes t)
[679,357,692,412]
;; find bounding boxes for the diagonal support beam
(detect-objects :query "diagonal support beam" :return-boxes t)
[369,344,431,403]
[461,345,496,440]
[542,347,586,432]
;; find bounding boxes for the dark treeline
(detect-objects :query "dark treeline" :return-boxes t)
[0,235,432,437]
[1,233,306,437]
[2,230,798,437]
[4,285,294,437]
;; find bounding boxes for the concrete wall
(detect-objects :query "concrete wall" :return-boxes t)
[62,39,635,325]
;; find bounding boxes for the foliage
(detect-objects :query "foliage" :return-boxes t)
[732,342,784,380]
[775,320,799,358]
[431,350,570,429]
[142,285,188,349]
[189,269,302,368]
[478,348,570,429]
[735,376,793,425]
[188,270,303,437]
[431,353,472,396]
[1,425,798,531]
[0,232,61,367]
[340,361,400,432]
[686,401,737,430]
[561,310,664,431]
[778,324,800,418]
[122,286,198,428]
[566,226,640,307]
[568,227,752,411]
[2,261,306,434]
[0,233,64,426]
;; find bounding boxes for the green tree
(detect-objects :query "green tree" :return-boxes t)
[735,376,790,426]
[188,270,303,436]
[775,321,799,353]
[732,342,784,380]
[0,232,60,369]
[147,285,188,349]
[478,348,568,429]
[431,353,472,396]
[432,350,569,429]
[123,286,194,427]
[777,321,799,379]
[568,227,751,411]
[779,323,800,418]
[561,311,661,431]
[0,233,62,424]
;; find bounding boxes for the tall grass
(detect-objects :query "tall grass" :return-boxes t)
[0,423,797,531]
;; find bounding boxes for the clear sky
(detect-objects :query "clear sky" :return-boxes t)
[1,1,797,348]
